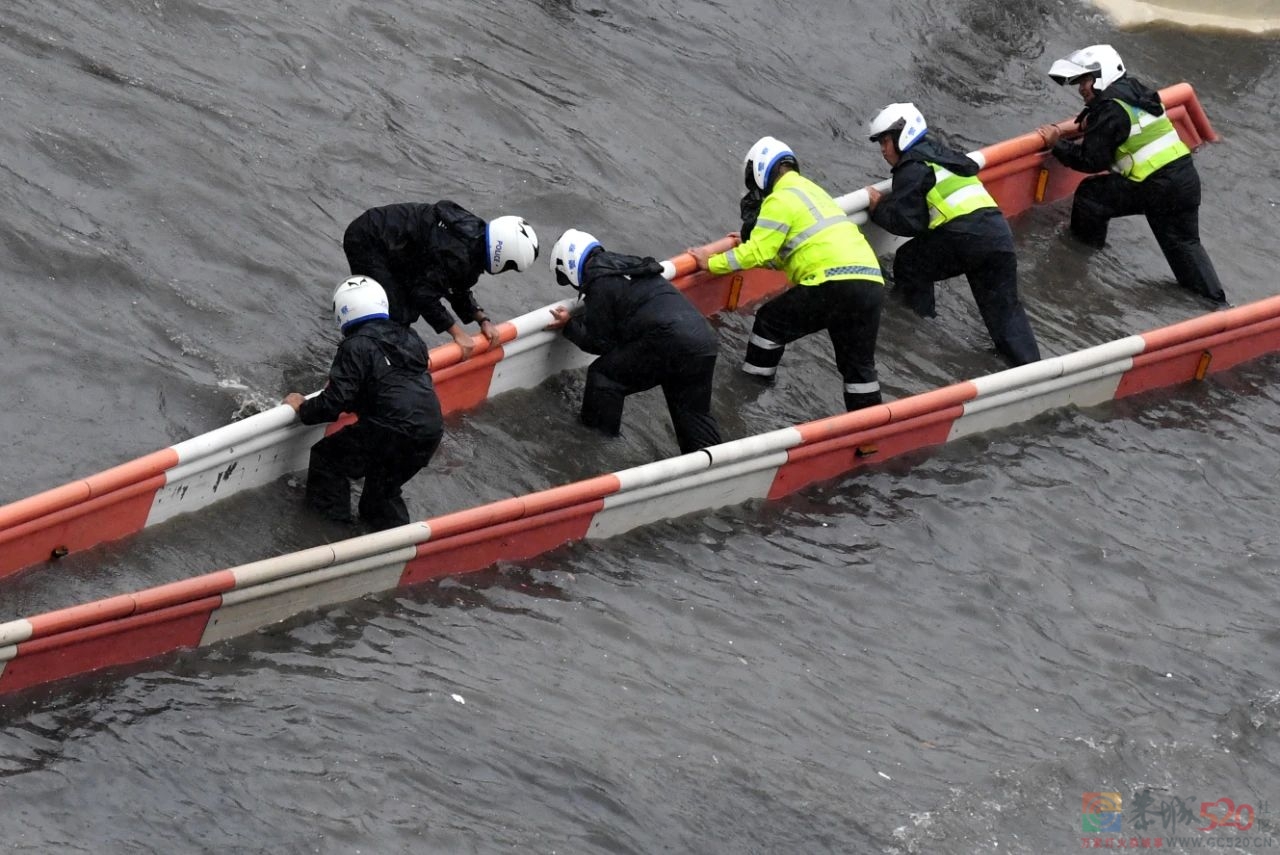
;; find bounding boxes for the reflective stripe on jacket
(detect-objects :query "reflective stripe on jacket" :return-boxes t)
[709,171,884,287]
[925,163,998,229]
[1112,98,1190,182]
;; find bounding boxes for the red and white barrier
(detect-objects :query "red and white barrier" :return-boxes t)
[0,85,1219,580]
[2,291,1278,697]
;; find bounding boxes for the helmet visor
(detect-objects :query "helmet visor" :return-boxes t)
[1048,57,1097,86]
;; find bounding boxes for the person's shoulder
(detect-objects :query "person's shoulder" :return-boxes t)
[344,318,395,342]
[435,199,482,220]
[772,170,829,199]
[896,150,933,170]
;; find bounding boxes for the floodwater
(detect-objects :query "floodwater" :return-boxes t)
[1093,0,1280,34]
[2,0,1279,852]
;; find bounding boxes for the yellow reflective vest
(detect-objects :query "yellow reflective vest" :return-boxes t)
[708,171,883,287]
[1112,98,1190,182]
[924,163,998,229]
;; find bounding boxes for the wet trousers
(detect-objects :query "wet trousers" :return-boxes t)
[581,342,722,454]
[306,421,442,531]
[893,233,1041,366]
[743,278,884,411]
[1070,169,1226,304]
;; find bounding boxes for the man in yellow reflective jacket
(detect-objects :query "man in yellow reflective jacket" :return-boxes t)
[865,103,1041,366]
[1037,44,1226,306]
[689,136,886,412]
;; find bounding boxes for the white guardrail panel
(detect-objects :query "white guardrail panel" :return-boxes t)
[587,427,804,539]
[202,546,419,647]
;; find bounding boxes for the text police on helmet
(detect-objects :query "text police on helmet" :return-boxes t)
[486,216,540,274]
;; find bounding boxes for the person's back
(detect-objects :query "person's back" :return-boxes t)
[734,170,883,288]
[340,320,440,440]
[577,250,717,357]
[887,137,1013,252]
[345,201,486,325]
[548,232,722,454]
[286,276,444,530]
[343,202,540,355]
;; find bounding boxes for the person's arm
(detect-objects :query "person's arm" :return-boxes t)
[869,161,934,237]
[453,291,500,348]
[1049,102,1130,173]
[412,286,458,335]
[447,286,484,331]
[444,322,477,360]
[405,274,483,358]
[291,341,364,424]
[556,289,615,356]
[698,192,791,274]
[562,314,608,355]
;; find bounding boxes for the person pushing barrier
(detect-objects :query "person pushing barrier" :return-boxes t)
[284,276,443,531]
[546,229,722,455]
[1036,44,1227,307]
[688,136,886,413]
[864,103,1042,366]
[342,201,540,359]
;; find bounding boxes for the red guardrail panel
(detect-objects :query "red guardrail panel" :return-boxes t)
[0,474,169,579]
[0,597,221,694]
[769,405,966,500]
[401,500,605,586]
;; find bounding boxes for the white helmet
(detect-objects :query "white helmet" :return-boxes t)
[867,102,928,151]
[743,136,797,191]
[486,215,539,274]
[1049,44,1126,91]
[332,275,389,332]
[549,228,601,291]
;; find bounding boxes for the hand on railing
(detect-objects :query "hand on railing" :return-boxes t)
[685,244,713,273]
[1035,124,1062,149]
[864,185,884,211]
[546,305,572,331]
[449,324,476,361]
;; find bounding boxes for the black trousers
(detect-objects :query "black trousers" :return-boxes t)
[306,421,442,530]
[743,279,884,411]
[581,341,722,454]
[343,216,417,325]
[1070,166,1226,304]
[893,233,1042,366]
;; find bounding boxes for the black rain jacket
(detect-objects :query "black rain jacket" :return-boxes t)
[563,250,718,358]
[347,201,488,333]
[298,318,441,439]
[870,135,1014,254]
[1050,75,1195,187]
